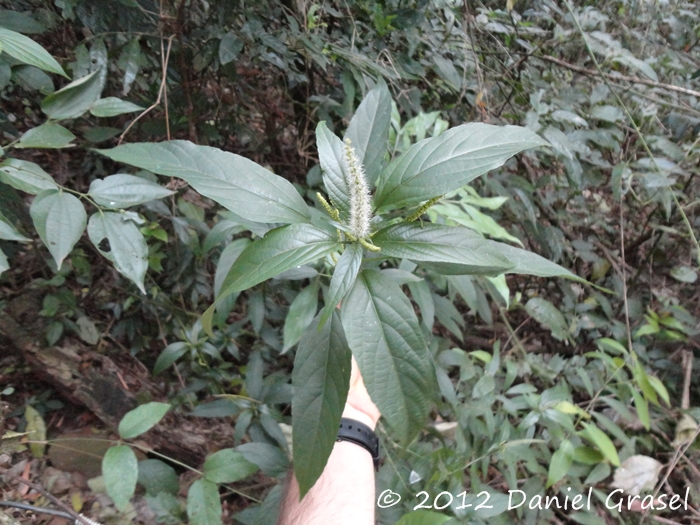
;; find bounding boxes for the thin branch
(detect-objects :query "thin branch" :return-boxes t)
[536,54,700,99]
[118,35,174,144]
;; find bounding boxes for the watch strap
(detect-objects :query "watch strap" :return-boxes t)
[337,417,380,469]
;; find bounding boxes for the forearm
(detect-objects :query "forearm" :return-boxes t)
[277,400,379,525]
[277,439,376,525]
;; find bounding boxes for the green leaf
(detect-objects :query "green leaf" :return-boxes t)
[24,405,46,458]
[82,126,122,143]
[41,69,104,119]
[118,402,171,439]
[30,190,86,268]
[87,212,148,293]
[0,247,8,275]
[429,202,523,246]
[0,159,58,194]
[235,443,289,478]
[283,281,319,351]
[103,445,138,511]
[203,448,258,483]
[187,479,222,525]
[90,97,144,117]
[120,38,141,95]
[218,32,243,65]
[316,121,351,222]
[547,438,574,488]
[373,223,513,276]
[153,342,189,375]
[138,459,180,496]
[472,374,495,398]
[407,279,434,330]
[16,123,76,149]
[647,375,670,406]
[319,243,363,327]
[393,510,453,525]
[374,123,547,212]
[88,174,175,208]
[344,78,392,185]
[525,298,568,342]
[486,241,586,282]
[207,224,339,331]
[13,64,53,93]
[292,311,352,496]
[0,218,29,241]
[631,387,650,430]
[0,28,66,77]
[341,270,435,441]
[670,265,697,283]
[97,141,310,224]
[214,238,250,297]
[579,422,620,467]
[0,10,47,34]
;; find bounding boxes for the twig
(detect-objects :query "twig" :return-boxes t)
[681,350,692,410]
[536,54,700,99]
[118,35,174,144]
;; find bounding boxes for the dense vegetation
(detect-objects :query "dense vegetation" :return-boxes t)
[0,1,699,524]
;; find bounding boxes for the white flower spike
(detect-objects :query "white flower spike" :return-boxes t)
[343,138,373,239]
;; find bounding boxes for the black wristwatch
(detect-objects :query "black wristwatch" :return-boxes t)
[337,417,380,470]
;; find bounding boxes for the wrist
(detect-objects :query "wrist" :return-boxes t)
[342,401,378,430]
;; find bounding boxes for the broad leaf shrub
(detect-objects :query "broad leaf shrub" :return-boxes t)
[95,80,590,499]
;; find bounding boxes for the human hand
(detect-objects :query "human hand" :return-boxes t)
[342,356,381,430]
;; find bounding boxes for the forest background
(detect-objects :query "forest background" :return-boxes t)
[0,0,699,524]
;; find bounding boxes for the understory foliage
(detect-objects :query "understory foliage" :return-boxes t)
[0,1,699,525]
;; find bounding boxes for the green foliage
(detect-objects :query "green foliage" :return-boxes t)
[103,445,139,511]
[98,141,311,225]
[118,402,171,439]
[292,311,351,496]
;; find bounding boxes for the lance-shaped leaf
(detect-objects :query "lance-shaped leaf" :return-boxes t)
[486,241,586,282]
[87,212,148,293]
[373,223,513,276]
[293,311,352,497]
[283,281,319,352]
[203,224,340,334]
[579,422,620,467]
[0,159,58,194]
[374,123,548,212]
[319,243,363,327]
[0,28,67,77]
[341,270,435,441]
[41,69,104,119]
[344,78,392,186]
[317,122,350,221]
[88,174,175,208]
[0,218,29,241]
[90,97,144,117]
[30,190,87,269]
[547,438,574,488]
[97,141,310,225]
